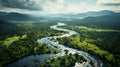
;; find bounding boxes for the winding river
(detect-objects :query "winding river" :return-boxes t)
[7,22,104,67]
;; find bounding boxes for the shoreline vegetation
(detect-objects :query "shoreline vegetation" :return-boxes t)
[0,22,65,67]
[40,54,87,67]
[56,25,120,67]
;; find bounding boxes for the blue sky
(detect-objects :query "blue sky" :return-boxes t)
[0,0,120,14]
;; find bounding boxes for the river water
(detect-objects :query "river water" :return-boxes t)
[7,22,104,67]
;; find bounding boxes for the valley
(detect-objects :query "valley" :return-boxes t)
[0,10,120,67]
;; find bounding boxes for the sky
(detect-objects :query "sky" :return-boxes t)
[0,0,120,14]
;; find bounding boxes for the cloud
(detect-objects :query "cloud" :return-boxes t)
[0,0,120,14]
[96,0,120,12]
[40,2,98,14]
[35,0,120,14]
[97,0,120,6]
[103,3,120,6]
[0,0,65,14]
[0,0,43,11]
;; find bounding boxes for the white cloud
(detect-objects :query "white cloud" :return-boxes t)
[40,2,104,14]
[0,0,120,14]
[97,0,120,4]
[57,0,64,3]
[40,0,120,14]
[96,0,120,12]
[0,0,43,10]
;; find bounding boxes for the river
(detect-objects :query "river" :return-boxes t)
[7,22,104,67]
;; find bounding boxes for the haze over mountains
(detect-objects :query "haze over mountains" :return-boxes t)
[0,10,120,30]
[0,12,44,21]
[0,20,22,39]
[52,10,118,19]
[0,10,120,21]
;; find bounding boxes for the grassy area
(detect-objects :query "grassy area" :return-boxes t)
[20,35,27,39]
[0,35,27,46]
[64,25,120,32]
[57,35,114,62]
[75,26,120,32]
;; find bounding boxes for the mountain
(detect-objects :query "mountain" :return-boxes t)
[73,14,120,30]
[0,10,119,22]
[0,12,9,16]
[0,12,44,21]
[76,10,115,18]
[51,10,116,19]
[0,20,22,39]
[0,13,29,21]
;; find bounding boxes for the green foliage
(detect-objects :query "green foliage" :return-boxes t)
[0,35,27,46]
[0,20,24,40]
[40,54,87,67]
[0,22,64,67]
[57,25,120,67]
[0,18,120,67]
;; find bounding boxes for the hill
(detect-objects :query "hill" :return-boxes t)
[0,12,44,21]
[51,10,116,19]
[65,14,120,30]
[0,20,23,40]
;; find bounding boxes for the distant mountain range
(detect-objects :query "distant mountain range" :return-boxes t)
[64,13,120,30]
[0,12,44,21]
[0,10,119,21]
[0,10,120,30]
[53,10,119,19]
[80,15,120,29]
[0,10,120,37]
